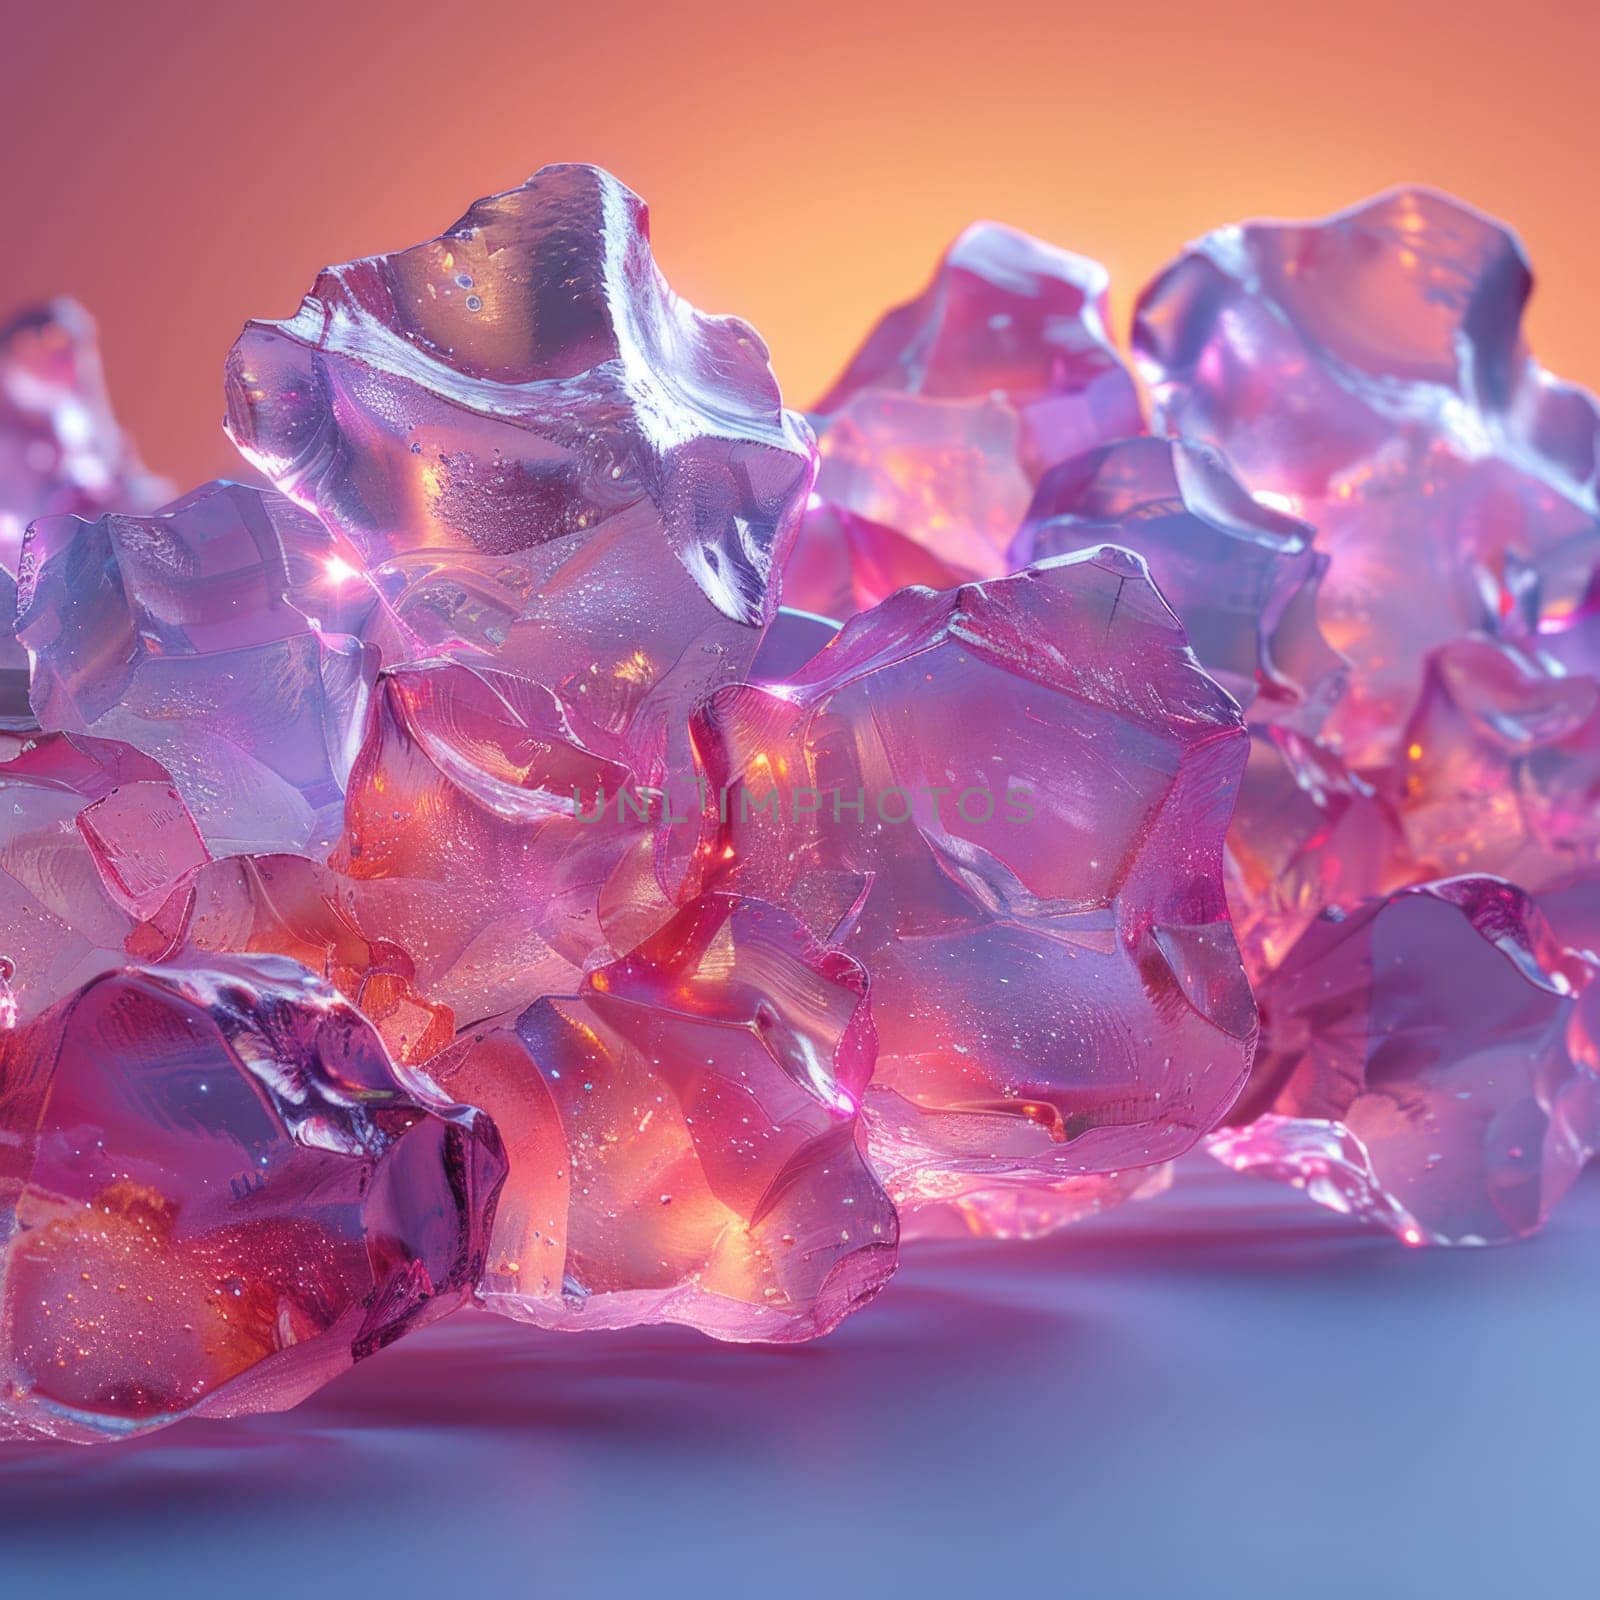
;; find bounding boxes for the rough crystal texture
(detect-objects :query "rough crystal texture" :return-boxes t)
[17,481,377,856]
[223,163,815,776]
[0,298,169,571]
[426,892,896,1341]
[812,225,1142,576]
[1134,187,1600,765]
[0,957,505,1442]
[1010,437,1346,728]
[690,547,1256,1216]
[1209,877,1597,1244]
[0,733,208,1025]
[330,659,658,1026]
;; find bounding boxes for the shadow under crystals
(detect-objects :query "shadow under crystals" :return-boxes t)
[2,1157,1597,1600]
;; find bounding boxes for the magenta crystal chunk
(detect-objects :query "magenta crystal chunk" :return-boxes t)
[1011,437,1346,728]
[1209,877,1597,1244]
[16,481,378,856]
[426,892,896,1341]
[1134,188,1600,766]
[690,547,1256,1219]
[812,224,1142,576]
[0,956,506,1442]
[223,164,815,776]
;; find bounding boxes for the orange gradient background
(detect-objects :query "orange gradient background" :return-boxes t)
[3,0,1597,492]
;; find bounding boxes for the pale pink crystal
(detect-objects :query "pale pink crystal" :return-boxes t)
[812,224,1142,576]
[1209,877,1597,1244]
[223,164,815,777]
[1134,188,1600,767]
[425,892,896,1341]
[1011,437,1346,728]
[0,299,169,571]
[16,481,376,856]
[0,733,207,1025]
[690,547,1256,1220]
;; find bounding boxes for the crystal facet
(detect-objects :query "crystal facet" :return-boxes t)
[1010,437,1346,728]
[1134,188,1600,766]
[812,224,1142,576]
[0,957,505,1442]
[690,547,1256,1218]
[1209,877,1597,1244]
[17,481,377,856]
[426,892,896,1340]
[223,164,816,776]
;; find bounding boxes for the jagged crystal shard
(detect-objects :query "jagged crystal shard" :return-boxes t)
[16,481,378,856]
[1209,877,1597,1244]
[223,163,815,775]
[690,547,1256,1220]
[427,892,896,1341]
[1011,437,1346,728]
[811,224,1142,576]
[0,957,505,1443]
[1134,187,1600,766]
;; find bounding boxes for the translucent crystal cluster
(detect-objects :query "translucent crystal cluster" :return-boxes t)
[3,167,1599,1442]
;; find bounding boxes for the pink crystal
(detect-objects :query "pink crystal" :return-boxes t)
[0,732,207,1025]
[330,658,658,1026]
[16,481,378,856]
[1011,437,1346,728]
[1209,877,1597,1244]
[426,892,896,1341]
[690,547,1256,1219]
[1134,188,1600,766]
[1390,635,1600,888]
[812,224,1142,576]
[0,957,505,1442]
[1,298,169,571]
[1226,725,1414,982]
[223,164,815,777]
[779,495,970,621]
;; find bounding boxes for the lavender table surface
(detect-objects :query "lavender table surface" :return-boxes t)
[2,1155,1594,1598]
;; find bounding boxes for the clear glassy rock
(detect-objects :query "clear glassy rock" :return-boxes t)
[0,957,505,1443]
[426,892,896,1341]
[224,163,816,777]
[1209,877,1597,1244]
[812,224,1142,576]
[17,481,377,856]
[1134,188,1600,765]
[1011,437,1346,728]
[690,547,1256,1219]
